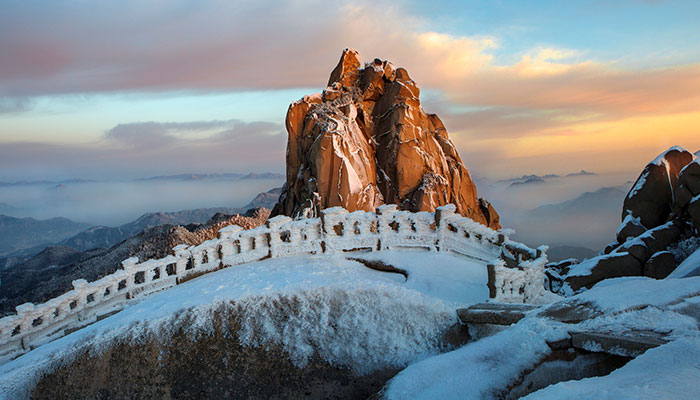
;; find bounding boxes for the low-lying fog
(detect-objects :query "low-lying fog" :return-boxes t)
[476,171,636,252]
[0,179,283,226]
[0,171,638,255]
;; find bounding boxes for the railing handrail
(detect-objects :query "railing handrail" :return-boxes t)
[0,204,544,364]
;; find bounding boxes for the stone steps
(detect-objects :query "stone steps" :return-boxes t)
[457,302,537,325]
[458,302,668,357]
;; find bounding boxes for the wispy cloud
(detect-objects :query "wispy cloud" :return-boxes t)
[1,0,699,179]
[0,119,285,180]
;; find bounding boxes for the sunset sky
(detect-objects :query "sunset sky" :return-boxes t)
[1,0,699,181]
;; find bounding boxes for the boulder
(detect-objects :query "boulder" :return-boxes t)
[273,49,500,229]
[622,146,694,228]
[678,160,700,196]
[564,253,643,292]
[689,195,700,232]
[638,222,681,254]
[674,160,700,213]
[546,258,579,275]
[643,251,678,279]
[613,240,650,264]
[616,213,647,243]
[602,241,620,255]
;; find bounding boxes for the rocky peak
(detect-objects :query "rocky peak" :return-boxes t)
[273,49,500,229]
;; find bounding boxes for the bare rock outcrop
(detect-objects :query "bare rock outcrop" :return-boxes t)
[273,49,500,229]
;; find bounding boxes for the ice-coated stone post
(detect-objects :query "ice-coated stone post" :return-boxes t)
[71,278,89,309]
[435,204,457,252]
[376,204,398,250]
[218,225,243,263]
[266,215,292,257]
[172,245,190,277]
[121,257,138,290]
[321,207,349,253]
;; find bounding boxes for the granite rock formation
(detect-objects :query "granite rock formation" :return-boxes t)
[622,146,694,228]
[548,146,700,292]
[273,49,500,229]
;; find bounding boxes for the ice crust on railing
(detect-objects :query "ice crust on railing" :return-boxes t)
[0,204,546,364]
[487,245,549,304]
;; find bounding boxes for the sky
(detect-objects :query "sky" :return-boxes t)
[1,0,699,181]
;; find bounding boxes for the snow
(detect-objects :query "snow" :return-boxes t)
[580,305,699,341]
[575,276,700,313]
[629,146,690,200]
[627,170,648,199]
[650,145,689,166]
[667,247,700,278]
[668,236,700,264]
[0,251,490,399]
[522,337,700,400]
[353,252,488,305]
[385,275,700,399]
[383,318,569,400]
[617,212,644,237]
[565,252,621,277]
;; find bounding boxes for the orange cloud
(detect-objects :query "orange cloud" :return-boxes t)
[1,1,698,179]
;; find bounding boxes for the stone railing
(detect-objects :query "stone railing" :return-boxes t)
[0,204,545,364]
[487,244,549,303]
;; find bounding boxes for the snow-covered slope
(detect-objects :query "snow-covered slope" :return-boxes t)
[522,336,700,400]
[383,276,700,399]
[0,251,489,399]
[667,247,700,278]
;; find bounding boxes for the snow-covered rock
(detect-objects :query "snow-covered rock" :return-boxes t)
[0,251,491,399]
[383,276,700,399]
[522,336,700,400]
[623,146,693,229]
[667,247,700,278]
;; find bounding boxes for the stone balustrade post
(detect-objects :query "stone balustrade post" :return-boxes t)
[72,279,89,309]
[15,303,36,337]
[172,245,190,276]
[266,215,292,257]
[435,204,457,251]
[121,257,139,292]
[375,205,398,250]
[321,207,349,253]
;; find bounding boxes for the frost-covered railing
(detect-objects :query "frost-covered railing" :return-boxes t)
[487,243,549,304]
[0,204,544,364]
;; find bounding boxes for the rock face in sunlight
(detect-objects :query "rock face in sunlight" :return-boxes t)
[272,49,500,229]
[622,146,694,228]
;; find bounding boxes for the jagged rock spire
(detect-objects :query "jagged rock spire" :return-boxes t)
[273,49,500,229]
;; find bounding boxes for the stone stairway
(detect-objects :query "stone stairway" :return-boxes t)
[457,302,668,357]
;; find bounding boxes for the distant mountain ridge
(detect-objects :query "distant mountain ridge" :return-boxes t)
[0,208,271,316]
[527,186,627,217]
[0,216,91,256]
[501,170,597,183]
[509,185,630,250]
[509,177,547,187]
[0,187,283,264]
[136,172,283,182]
[0,203,19,217]
[0,172,283,186]
[0,185,282,315]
